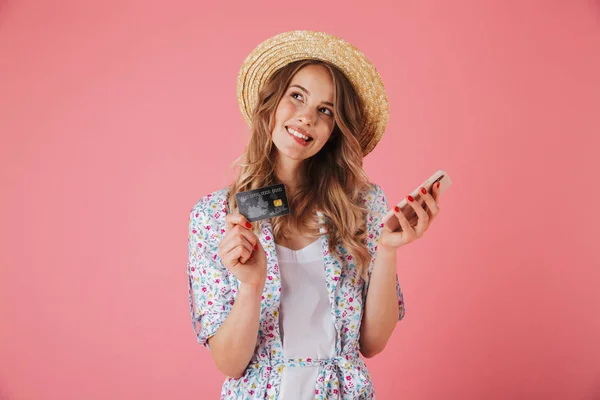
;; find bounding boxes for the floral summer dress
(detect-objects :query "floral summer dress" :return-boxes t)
[187,183,405,399]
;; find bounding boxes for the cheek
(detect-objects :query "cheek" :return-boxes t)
[275,99,295,120]
[272,101,292,135]
[319,124,335,142]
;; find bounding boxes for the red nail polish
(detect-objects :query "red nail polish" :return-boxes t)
[254,243,258,250]
[420,187,427,195]
[436,182,440,189]
[394,206,399,212]
[245,221,252,229]
[408,195,414,202]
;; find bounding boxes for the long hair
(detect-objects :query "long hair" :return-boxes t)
[228,59,376,278]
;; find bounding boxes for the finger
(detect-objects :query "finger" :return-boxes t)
[393,205,413,234]
[225,212,253,232]
[227,245,251,268]
[432,181,441,204]
[406,195,429,236]
[236,245,253,265]
[240,242,259,264]
[226,253,240,269]
[407,195,429,221]
[418,186,440,219]
[234,224,259,249]
[221,229,254,255]
[393,206,421,244]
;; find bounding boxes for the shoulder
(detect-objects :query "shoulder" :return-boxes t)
[190,187,231,216]
[361,182,388,214]
[189,187,232,238]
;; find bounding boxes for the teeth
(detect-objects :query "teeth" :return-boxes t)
[287,127,310,141]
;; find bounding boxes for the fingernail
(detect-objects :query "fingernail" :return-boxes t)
[420,187,427,195]
[408,195,414,202]
[245,221,252,229]
[436,182,440,189]
[394,206,400,212]
[254,243,258,250]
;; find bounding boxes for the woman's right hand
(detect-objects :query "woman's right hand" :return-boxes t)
[217,213,267,290]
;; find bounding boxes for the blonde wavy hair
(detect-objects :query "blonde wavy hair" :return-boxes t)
[228,59,377,278]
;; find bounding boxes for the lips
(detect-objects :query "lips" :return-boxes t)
[285,127,311,147]
[285,126,313,142]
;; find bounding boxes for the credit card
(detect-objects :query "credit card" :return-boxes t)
[235,183,290,222]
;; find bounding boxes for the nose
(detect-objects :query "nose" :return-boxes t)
[296,108,316,126]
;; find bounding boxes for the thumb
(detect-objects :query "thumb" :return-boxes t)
[379,231,404,249]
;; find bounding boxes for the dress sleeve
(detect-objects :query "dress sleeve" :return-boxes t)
[187,205,235,348]
[363,184,406,321]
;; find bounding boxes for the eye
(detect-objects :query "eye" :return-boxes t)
[320,107,333,117]
[291,92,333,117]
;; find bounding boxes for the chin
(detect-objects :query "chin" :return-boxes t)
[278,148,311,162]
[272,139,311,162]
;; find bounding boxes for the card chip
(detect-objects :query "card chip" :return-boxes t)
[273,199,282,207]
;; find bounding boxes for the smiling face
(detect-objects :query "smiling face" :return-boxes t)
[271,64,336,163]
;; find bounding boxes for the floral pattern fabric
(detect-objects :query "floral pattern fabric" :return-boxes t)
[187,184,405,399]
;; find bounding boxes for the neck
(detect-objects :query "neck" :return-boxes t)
[274,155,305,194]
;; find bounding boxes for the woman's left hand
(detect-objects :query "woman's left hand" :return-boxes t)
[379,182,442,250]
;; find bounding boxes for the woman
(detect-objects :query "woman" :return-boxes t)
[187,31,442,399]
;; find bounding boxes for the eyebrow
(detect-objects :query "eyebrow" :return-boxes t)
[290,84,334,108]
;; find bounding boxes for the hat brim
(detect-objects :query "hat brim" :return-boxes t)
[237,30,389,156]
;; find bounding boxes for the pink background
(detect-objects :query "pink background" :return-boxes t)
[1,0,599,399]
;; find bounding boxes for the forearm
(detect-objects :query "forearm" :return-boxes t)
[359,246,399,358]
[208,283,263,378]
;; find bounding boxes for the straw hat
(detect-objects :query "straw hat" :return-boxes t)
[236,30,389,156]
